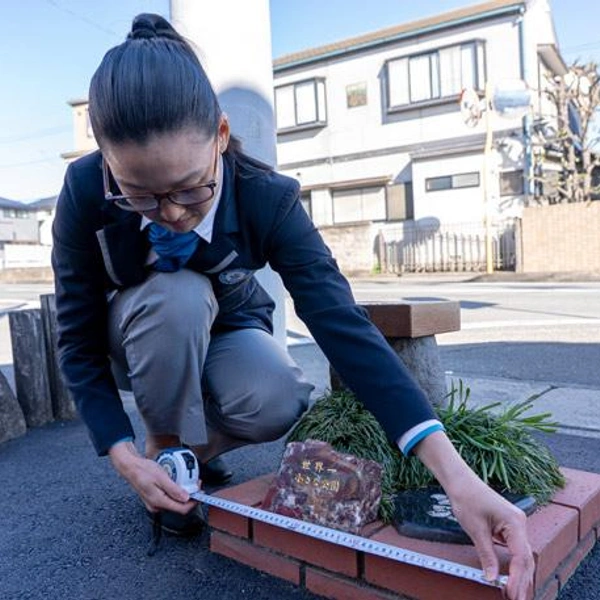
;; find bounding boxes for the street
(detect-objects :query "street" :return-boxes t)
[2,278,600,386]
[286,276,600,387]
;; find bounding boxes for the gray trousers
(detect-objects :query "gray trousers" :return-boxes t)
[107,269,313,459]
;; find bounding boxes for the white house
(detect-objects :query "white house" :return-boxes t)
[274,0,566,229]
[0,196,55,269]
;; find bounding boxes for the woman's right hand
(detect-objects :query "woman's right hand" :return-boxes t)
[108,440,198,514]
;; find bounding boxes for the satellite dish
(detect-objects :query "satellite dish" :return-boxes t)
[459,88,483,128]
[492,80,532,119]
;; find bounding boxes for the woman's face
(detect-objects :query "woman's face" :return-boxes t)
[102,121,229,233]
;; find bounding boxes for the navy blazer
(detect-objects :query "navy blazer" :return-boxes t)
[52,150,436,456]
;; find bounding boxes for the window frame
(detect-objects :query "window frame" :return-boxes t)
[299,191,313,219]
[425,172,480,192]
[275,77,328,133]
[499,170,525,196]
[386,39,486,112]
[331,185,387,225]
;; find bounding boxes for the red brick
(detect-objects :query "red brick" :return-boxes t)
[369,526,511,574]
[305,568,405,600]
[551,468,600,539]
[364,554,505,600]
[210,530,300,585]
[214,473,274,505]
[556,529,596,589]
[209,506,250,538]
[253,521,359,577]
[363,526,512,600]
[534,577,559,600]
[208,473,275,539]
[527,503,579,589]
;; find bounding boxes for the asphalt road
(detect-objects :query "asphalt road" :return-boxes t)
[350,278,600,388]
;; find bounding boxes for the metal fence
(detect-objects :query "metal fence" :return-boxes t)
[380,219,517,273]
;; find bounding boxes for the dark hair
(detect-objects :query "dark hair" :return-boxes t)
[89,14,270,171]
[89,14,221,146]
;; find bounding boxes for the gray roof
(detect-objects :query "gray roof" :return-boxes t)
[0,195,57,211]
[27,195,58,210]
[0,197,28,210]
[274,0,524,70]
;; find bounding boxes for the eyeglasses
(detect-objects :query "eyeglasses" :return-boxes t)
[103,142,220,213]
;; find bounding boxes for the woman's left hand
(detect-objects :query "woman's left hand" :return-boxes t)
[449,475,534,600]
[414,431,534,600]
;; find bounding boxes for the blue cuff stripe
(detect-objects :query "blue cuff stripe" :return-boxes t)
[403,423,445,455]
[109,436,134,450]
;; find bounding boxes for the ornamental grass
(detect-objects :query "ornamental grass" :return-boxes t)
[287,381,565,523]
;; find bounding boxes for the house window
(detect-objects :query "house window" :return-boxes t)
[85,108,94,138]
[386,182,414,221]
[387,41,485,109]
[426,172,480,192]
[2,209,30,219]
[332,186,386,224]
[500,170,524,196]
[346,82,367,108]
[300,191,312,218]
[275,78,327,131]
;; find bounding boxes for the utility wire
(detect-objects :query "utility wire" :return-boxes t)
[0,126,70,145]
[43,0,120,38]
[563,39,600,53]
[0,157,59,169]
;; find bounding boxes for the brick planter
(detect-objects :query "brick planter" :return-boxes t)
[208,468,600,600]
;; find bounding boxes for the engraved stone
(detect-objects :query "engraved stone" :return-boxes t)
[262,439,382,534]
[394,487,537,544]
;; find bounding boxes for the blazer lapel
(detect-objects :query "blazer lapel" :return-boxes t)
[97,208,149,287]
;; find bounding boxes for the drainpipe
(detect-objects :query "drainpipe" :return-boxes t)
[518,5,534,202]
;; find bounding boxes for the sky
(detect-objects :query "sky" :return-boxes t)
[1,0,599,202]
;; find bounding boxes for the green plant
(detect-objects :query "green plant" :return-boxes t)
[287,382,565,524]
[396,380,565,503]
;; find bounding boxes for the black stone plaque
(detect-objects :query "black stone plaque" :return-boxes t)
[393,486,536,544]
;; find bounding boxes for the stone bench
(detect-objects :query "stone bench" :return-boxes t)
[331,301,461,407]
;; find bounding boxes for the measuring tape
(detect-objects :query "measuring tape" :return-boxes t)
[157,448,507,589]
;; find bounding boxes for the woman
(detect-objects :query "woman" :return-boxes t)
[52,13,533,599]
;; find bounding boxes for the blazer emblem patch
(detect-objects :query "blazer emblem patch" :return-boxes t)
[219,269,252,285]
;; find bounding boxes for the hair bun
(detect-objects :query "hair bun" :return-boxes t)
[128,13,177,41]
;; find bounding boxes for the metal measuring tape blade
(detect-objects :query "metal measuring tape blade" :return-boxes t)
[156,448,507,588]
[191,489,508,589]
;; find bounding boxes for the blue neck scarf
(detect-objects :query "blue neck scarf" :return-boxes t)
[147,223,200,272]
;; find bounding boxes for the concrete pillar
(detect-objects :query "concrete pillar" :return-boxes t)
[170,0,287,346]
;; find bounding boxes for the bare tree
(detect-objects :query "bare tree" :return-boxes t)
[533,62,600,204]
